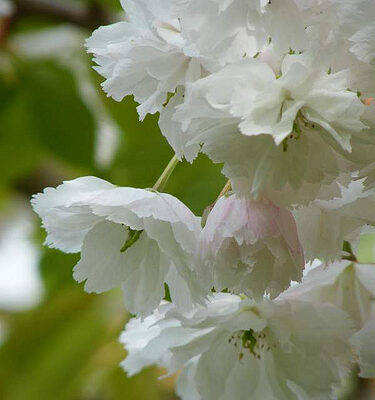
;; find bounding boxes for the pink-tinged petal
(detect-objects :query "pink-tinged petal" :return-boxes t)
[202,194,304,299]
[276,206,305,268]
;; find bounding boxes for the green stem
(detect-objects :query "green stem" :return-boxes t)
[342,241,358,262]
[120,228,143,253]
[152,154,179,192]
[119,155,179,253]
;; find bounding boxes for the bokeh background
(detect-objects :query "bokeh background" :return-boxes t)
[0,1,374,399]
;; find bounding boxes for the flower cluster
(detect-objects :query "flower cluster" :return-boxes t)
[33,1,375,398]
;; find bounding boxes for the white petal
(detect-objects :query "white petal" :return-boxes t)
[120,294,354,400]
[203,195,304,299]
[73,221,131,293]
[120,302,177,376]
[159,91,200,162]
[195,332,246,400]
[294,181,375,262]
[87,0,201,119]
[282,261,375,328]
[31,177,115,252]
[351,319,375,378]
[122,237,169,316]
[176,360,202,400]
[350,23,375,64]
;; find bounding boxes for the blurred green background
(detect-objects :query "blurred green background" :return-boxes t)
[0,1,374,399]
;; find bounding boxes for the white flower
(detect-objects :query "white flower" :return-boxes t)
[238,55,366,151]
[32,177,206,316]
[283,260,375,328]
[121,293,354,400]
[351,319,375,378]
[171,53,367,205]
[202,194,304,299]
[86,0,202,120]
[178,53,366,151]
[293,179,375,262]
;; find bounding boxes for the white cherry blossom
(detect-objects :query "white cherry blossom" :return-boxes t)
[30,1,375,396]
[32,177,206,316]
[202,194,304,299]
[176,53,366,151]
[86,0,203,120]
[171,53,367,205]
[121,293,354,400]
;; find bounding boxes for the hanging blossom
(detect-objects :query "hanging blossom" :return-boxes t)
[282,260,375,329]
[171,51,368,205]
[201,194,304,299]
[32,177,207,316]
[120,293,354,400]
[31,0,375,397]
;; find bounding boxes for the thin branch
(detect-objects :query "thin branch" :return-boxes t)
[13,0,116,30]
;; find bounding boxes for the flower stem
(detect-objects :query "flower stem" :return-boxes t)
[153,154,179,192]
[120,228,143,253]
[342,241,358,262]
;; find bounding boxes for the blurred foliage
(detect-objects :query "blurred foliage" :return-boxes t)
[0,1,373,400]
